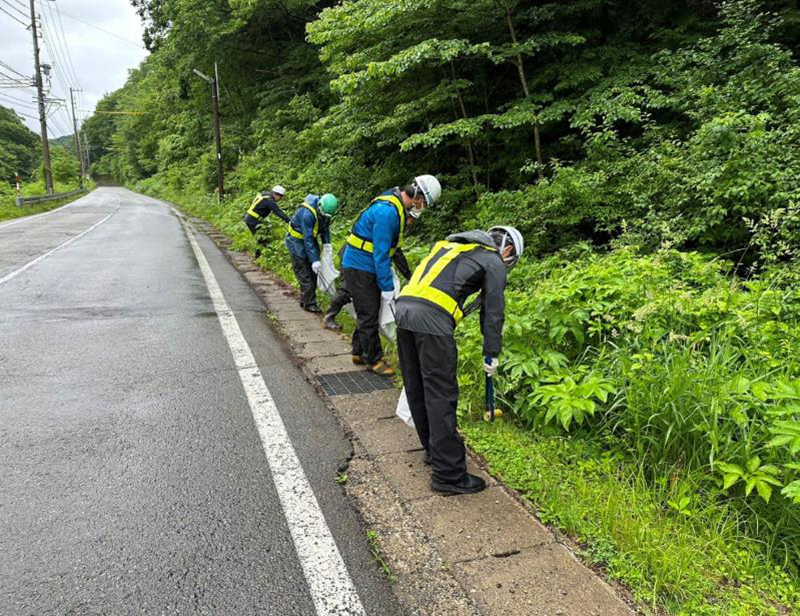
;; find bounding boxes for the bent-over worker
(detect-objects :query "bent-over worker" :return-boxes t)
[285,193,339,313]
[244,185,290,257]
[395,226,524,494]
[341,175,441,376]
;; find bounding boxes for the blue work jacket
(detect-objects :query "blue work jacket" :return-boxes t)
[341,189,404,292]
[285,195,330,263]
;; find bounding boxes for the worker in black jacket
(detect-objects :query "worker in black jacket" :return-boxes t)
[244,185,290,257]
[394,226,524,495]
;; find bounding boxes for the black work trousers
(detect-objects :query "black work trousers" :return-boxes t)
[326,275,352,317]
[247,221,269,256]
[344,268,383,365]
[291,254,318,309]
[396,327,465,483]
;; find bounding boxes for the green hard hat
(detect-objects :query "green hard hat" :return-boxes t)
[319,193,339,217]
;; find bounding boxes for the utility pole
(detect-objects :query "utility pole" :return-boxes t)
[28,0,53,194]
[213,63,223,203]
[69,88,85,187]
[83,132,90,174]
[193,64,224,202]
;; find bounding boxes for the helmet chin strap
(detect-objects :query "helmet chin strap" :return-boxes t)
[496,232,515,265]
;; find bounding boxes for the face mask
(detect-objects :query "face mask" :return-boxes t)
[494,233,518,268]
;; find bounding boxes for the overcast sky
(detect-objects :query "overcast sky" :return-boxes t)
[0,0,149,138]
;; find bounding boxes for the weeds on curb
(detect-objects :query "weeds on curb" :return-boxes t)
[366,530,397,583]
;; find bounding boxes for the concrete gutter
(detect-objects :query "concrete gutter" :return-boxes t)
[192,218,637,616]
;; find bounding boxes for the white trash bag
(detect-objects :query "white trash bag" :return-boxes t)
[317,243,339,297]
[379,268,402,342]
[395,387,415,428]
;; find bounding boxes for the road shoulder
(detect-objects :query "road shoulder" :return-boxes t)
[191,217,636,616]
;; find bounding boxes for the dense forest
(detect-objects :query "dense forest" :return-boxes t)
[0,106,40,182]
[0,105,83,216]
[87,1,800,613]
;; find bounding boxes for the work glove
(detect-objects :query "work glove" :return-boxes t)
[323,243,333,250]
[381,290,396,303]
[483,357,499,377]
[311,261,322,274]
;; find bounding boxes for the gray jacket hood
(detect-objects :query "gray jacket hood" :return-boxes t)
[446,230,497,250]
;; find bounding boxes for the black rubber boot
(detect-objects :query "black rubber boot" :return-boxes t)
[304,305,322,314]
[431,473,486,495]
[323,313,342,331]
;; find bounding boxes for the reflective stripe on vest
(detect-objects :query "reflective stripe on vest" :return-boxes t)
[399,241,496,324]
[287,202,319,240]
[346,194,405,256]
[247,193,266,219]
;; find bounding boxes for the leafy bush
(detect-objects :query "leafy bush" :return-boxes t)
[456,244,800,574]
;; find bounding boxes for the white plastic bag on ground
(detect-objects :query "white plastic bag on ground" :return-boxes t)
[379,268,402,342]
[395,387,415,428]
[317,243,339,297]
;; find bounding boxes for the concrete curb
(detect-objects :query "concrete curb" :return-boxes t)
[192,218,636,616]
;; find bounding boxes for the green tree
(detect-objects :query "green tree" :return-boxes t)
[0,106,40,183]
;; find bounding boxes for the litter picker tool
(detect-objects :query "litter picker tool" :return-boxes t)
[484,356,496,422]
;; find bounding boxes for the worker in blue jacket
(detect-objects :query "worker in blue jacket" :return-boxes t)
[285,193,339,313]
[341,175,441,376]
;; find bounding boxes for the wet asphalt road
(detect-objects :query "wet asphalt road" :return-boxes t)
[0,188,403,615]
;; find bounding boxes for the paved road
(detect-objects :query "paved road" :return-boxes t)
[0,188,403,615]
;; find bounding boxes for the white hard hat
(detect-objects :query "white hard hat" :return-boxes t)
[413,175,441,206]
[271,185,286,196]
[488,226,524,268]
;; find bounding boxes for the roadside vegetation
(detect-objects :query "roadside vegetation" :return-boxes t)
[87,0,800,612]
[0,105,89,221]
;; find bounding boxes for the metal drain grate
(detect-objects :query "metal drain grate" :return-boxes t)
[318,371,395,396]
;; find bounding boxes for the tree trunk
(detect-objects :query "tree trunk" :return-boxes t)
[450,62,481,194]
[504,7,543,180]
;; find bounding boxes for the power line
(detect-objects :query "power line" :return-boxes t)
[0,0,26,18]
[51,0,80,88]
[0,89,34,101]
[0,77,36,90]
[0,91,37,107]
[56,9,146,49]
[0,3,29,26]
[41,2,72,83]
[0,60,29,79]
[38,14,73,96]
[41,0,79,89]
[5,106,38,119]
[0,67,32,82]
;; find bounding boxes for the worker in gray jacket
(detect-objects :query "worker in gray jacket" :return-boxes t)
[394,227,524,495]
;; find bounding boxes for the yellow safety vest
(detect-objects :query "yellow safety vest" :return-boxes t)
[346,194,406,257]
[247,193,267,219]
[287,202,319,240]
[399,241,497,324]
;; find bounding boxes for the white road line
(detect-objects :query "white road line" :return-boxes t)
[0,210,117,287]
[180,218,367,616]
[0,192,94,230]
